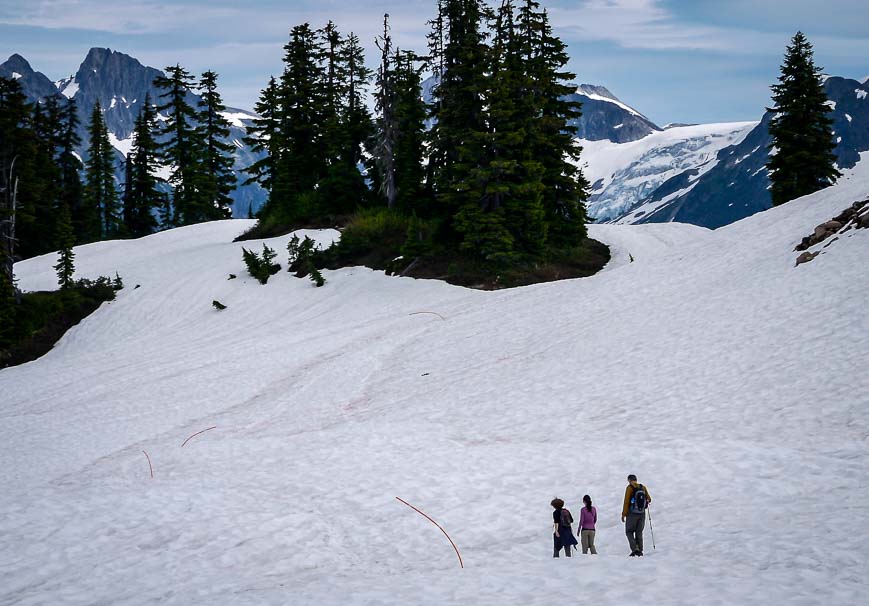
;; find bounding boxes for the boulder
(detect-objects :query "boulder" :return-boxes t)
[795,251,818,266]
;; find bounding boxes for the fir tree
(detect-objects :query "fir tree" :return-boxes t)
[428,0,492,238]
[58,98,89,243]
[392,50,429,213]
[23,97,64,257]
[122,153,135,233]
[53,201,75,289]
[128,95,162,236]
[528,7,589,245]
[318,23,371,214]
[197,70,237,219]
[460,0,546,258]
[267,23,327,221]
[0,76,33,284]
[243,76,281,191]
[155,64,205,225]
[83,101,121,239]
[432,0,520,260]
[767,31,841,206]
[374,14,398,209]
[341,32,375,174]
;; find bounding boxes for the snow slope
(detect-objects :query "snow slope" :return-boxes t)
[2,164,869,605]
[582,121,757,222]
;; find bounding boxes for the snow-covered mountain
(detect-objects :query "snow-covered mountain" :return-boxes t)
[597,76,869,227]
[1,49,266,217]
[567,84,660,143]
[3,154,868,604]
[422,77,656,143]
[581,121,757,222]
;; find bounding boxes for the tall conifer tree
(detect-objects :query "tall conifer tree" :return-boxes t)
[58,98,89,243]
[83,101,120,239]
[244,76,282,192]
[0,76,33,281]
[767,31,840,206]
[155,64,205,225]
[393,50,429,213]
[374,14,398,209]
[197,70,237,219]
[128,96,162,237]
[530,8,588,245]
[267,23,327,220]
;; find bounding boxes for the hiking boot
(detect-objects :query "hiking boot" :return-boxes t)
[629,551,638,557]
[637,551,644,557]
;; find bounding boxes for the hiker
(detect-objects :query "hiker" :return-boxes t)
[551,498,578,558]
[621,474,651,557]
[579,494,598,554]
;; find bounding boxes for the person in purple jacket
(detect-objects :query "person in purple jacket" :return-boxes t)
[579,494,598,554]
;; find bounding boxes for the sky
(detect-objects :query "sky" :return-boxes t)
[1,0,867,126]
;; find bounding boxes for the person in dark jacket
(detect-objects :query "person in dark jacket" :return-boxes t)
[551,497,578,557]
[621,474,652,557]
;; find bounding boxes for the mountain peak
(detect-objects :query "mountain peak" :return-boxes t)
[576,83,620,101]
[0,53,58,102]
[2,53,35,75]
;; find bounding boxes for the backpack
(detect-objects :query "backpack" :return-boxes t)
[630,485,648,515]
[560,508,573,527]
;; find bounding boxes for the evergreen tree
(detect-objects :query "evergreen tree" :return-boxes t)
[122,153,135,233]
[527,7,589,245]
[459,0,546,258]
[0,76,33,279]
[83,101,121,239]
[155,64,205,225]
[128,96,162,236]
[53,201,75,289]
[767,31,841,206]
[22,97,64,257]
[197,70,237,219]
[267,23,327,221]
[58,98,89,243]
[374,14,398,209]
[321,29,373,214]
[243,76,281,191]
[392,49,429,213]
[317,23,370,214]
[0,80,21,339]
[430,0,520,260]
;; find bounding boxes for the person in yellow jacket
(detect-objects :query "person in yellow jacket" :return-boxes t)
[621,474,651,557]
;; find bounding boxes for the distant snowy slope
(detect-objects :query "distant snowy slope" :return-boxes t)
[623,76,869,228]
[2,156,868,604]
[582,121,757,222]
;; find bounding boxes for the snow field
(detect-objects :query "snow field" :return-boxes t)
[2,162,869,604]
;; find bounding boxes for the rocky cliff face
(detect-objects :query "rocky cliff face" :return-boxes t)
[567,84,660,143]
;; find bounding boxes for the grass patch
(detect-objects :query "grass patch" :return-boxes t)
[312,208,610,289]
[0,278,119,369]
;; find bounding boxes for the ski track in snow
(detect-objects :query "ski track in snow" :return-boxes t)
[2,165,869,604]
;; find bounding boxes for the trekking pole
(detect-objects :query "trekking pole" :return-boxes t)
[647,506,656,550]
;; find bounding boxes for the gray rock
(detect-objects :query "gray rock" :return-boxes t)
[795,251,818,266]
